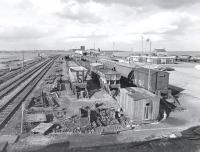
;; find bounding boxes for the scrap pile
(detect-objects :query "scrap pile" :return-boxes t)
[22,57,64,134]
[52,103,130,134]
[28,90,60,109]
[45,74,57,84]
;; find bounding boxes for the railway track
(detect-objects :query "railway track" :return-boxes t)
[0,58,53,99]
[0,56,57,130]
[0,59,44,84]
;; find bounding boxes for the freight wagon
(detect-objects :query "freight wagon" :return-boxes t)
[98,59,169,94]
[67,61,89,99]
[132,67,169,94]
[90,62,121,97]
[99,59,139,79]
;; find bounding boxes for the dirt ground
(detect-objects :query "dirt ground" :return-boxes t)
[0,58,58,135]
[4,60,200,151]
[167,62,200,127]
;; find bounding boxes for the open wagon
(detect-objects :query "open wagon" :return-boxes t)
[68,66,89,99]
[90,63,121,97]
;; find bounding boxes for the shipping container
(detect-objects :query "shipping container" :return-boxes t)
[118,87,160,123]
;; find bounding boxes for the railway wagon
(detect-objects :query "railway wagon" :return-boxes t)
[132,67,169,94]
[78,60,91,70]
[67,61,89,98]
[98,59,169,94]
[98,59,139,79]
[90,62,121,97]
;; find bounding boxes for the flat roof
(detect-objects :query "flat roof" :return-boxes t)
[98,69,120,75]
[31,123,54,134]
[90,62,103,67]
[69,66,87,71]
[129,55,176,59]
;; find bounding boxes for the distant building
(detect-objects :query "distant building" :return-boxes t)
[73,46,86,55]
[74,50,83,55]
[177,55,191,62]
[128,55,176,64]
[128,48,176,64]
[80,46,85,51]
[153,49,167,56]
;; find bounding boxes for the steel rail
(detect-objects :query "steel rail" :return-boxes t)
[0,58,53,99]
[0,56,57,130]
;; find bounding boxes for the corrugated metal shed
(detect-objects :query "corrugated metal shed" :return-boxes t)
[118,87,160,123]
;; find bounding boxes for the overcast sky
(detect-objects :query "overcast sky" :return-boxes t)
[0,0,200,51]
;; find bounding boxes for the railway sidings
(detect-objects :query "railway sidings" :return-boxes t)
[0,56,57,130]
[0,57,44,84]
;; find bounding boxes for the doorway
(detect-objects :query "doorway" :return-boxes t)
[144,102,152,120]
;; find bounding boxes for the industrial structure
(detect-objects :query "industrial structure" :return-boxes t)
[99,58,169,94]
[128,55,176,64]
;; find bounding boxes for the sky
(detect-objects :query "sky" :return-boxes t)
[0,0,200,51]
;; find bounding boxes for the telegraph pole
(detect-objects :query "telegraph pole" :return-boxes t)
[22,51,24,69]
[21,102,25,134]
[141,36,144,55]
[93,40,96,50]
[146,38,151,91]
[113,42,115,51]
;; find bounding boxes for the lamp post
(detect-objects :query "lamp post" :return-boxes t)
[113,41,115,51]
[146,38,151,91]
[141,36,144,55]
